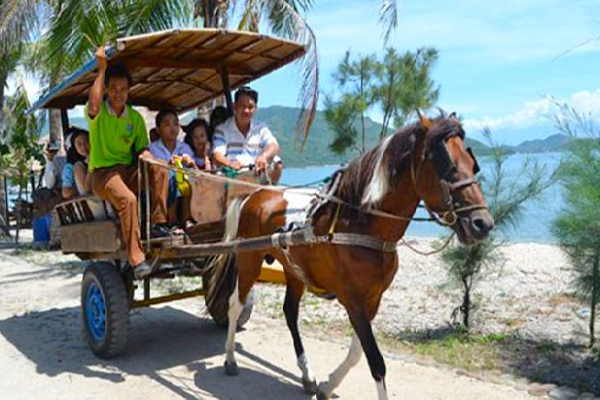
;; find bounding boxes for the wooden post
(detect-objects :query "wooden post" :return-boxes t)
[220,67,233,112]
[60,108,70,150]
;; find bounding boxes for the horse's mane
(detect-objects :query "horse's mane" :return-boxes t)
[335,115,465,211]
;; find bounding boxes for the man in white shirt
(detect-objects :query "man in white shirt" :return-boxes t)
[42,141,66,189]
[212,86,282,184]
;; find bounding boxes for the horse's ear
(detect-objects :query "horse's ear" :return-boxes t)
[416,109,432,129]
[449,111,458,120]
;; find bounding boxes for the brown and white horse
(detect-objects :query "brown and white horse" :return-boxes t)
[206,113,494,399]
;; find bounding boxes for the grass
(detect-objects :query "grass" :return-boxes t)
[377,330,509,372]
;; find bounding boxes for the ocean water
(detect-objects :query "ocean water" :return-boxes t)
[6,153,563,243]
[280,152,564,244]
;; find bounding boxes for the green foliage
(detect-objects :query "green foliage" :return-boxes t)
[551,103,600,348]
[441,129,557,330]
[323,50,377,154]
[324,47,439,155]
[375,47,439,134]
[1,79,44,181]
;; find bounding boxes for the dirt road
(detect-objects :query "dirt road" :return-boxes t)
[0,249,536,399]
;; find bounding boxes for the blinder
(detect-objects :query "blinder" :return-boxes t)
[466,147,480,175]
[416,133,486,227]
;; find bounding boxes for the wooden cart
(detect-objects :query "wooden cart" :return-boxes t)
[28,29,306,358]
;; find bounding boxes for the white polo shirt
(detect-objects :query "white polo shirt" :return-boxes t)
[149,139,194,163]
[212,117,278,166]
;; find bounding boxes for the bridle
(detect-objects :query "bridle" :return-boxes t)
[410,120,489,228]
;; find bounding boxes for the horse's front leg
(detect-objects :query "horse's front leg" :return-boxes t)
[282,270,317,394]
[317,311,388,400]
[316,333,362,400]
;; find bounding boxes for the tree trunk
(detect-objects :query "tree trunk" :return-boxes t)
[0,76,10,236]
[15,175,23,246]
[461,276,471,329]
[360,73,366,153]
[0,74,5,133]
[590,252,599,347]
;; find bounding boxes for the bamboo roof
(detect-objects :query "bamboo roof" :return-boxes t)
[29,29,306,112]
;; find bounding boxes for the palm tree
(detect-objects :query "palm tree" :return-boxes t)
[0,0,41,236]
[2,0,398,144]
[43,0,319,141]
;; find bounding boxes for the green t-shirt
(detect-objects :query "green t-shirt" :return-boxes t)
[85,101,149,172]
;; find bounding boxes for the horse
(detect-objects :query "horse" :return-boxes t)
[204,113,494,400]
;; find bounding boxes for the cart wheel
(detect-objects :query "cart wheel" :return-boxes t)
[203,275,255,328]
[81,262,129,358]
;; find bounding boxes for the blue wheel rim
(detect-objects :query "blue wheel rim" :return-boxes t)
[85,281,106,342]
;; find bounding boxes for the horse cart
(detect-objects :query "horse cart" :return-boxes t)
[28,29,307,358]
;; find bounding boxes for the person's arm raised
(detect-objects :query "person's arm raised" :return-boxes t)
[87,46,108,118]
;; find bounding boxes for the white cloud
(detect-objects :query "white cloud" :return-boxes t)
[463,88,600,131]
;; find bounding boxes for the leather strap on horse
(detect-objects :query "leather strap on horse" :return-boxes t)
[327,232,397,253]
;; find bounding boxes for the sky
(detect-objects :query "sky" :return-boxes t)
[254,0,600,144]
[14,0,600,145]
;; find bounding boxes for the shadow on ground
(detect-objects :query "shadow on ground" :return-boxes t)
[391,326,600,395]
[0,306,304,399]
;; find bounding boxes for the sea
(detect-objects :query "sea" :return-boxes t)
[7,152,563,243]
[280,152,564,244]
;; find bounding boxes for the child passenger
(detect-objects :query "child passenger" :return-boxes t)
[149,109,196,227]
[148,109,194,164]
[183,118,212,171]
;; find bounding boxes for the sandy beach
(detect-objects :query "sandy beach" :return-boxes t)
[0,232,597,399]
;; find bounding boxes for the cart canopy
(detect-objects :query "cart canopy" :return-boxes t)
[28,29,306,113]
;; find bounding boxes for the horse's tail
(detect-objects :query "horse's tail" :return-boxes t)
[203,196,246,326]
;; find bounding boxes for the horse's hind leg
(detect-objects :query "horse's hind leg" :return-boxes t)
[316,333,362,400]
[283,271,317,394]
[224,279,243,375]
[224,252,264,376]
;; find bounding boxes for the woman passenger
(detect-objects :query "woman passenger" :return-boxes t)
[62,128,91,199]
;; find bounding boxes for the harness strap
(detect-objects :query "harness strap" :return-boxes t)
[329,232,398,253]
[272,227,398,253]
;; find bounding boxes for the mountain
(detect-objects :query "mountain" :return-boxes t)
[513,133,570,153]
[42,106,569,168]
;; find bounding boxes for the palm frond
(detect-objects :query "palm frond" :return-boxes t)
[379,0,398,47]
[259,0,317,147]
[0,0,40,51]
[122,0,193,35]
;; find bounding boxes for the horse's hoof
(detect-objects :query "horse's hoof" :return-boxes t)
[302,378,317,395]
[224,361,239,376]
[316,383,329,400]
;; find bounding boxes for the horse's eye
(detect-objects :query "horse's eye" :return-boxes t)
[466,147,480,175]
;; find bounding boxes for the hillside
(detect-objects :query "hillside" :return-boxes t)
[44,106,568,168]
[513,133,570,153]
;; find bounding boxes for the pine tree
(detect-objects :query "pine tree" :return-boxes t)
[441,130,556,330]
[552,103,600,348]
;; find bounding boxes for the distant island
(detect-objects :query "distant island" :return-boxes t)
[48,105,568,169]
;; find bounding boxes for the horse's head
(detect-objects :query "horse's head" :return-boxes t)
[413,112,493,245]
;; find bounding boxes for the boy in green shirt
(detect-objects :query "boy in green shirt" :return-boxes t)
[88,46,170,279]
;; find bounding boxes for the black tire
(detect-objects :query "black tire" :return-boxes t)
[202,275,255,328]
[81,262,130,358]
